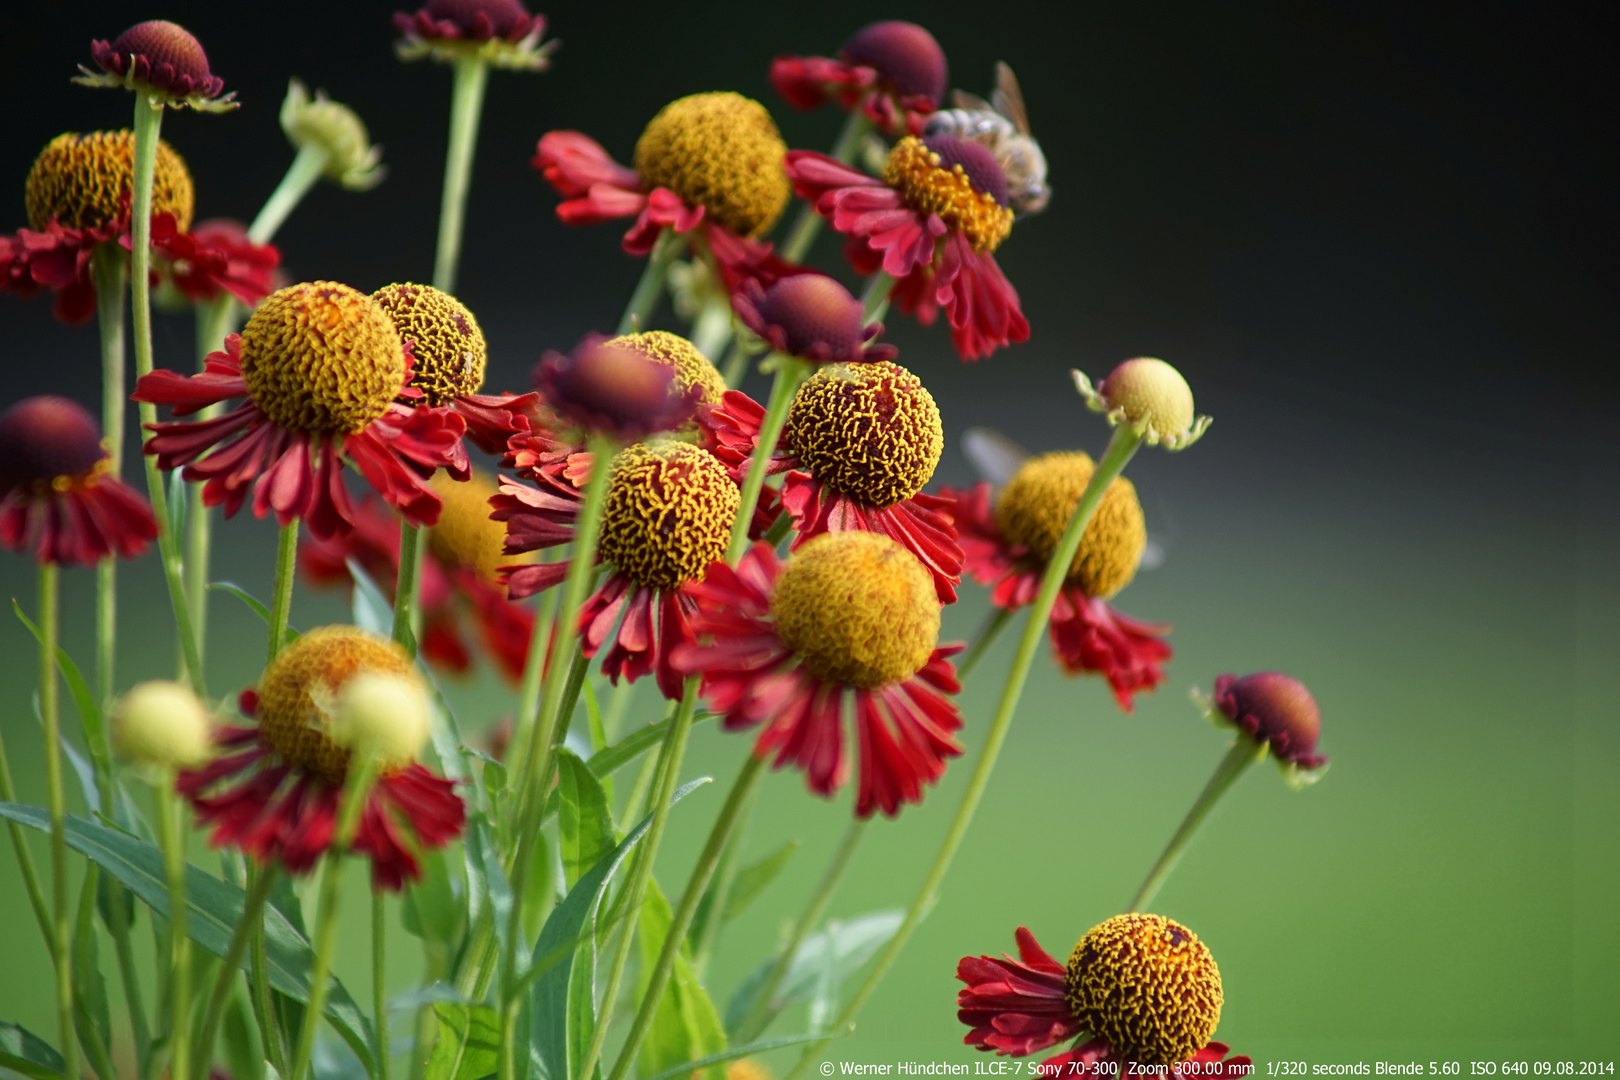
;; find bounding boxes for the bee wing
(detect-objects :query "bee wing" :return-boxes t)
[963,426,1031,491]
[1140,536,1168,571]
[991,61,1033,134]
[951,89,994,112]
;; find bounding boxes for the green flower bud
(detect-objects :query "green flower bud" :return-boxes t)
[280,79,384,191]
[112,680,214,770]
[1072,357,1211,450]
[327,671,430,768]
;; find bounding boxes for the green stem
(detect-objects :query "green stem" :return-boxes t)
[726,356,808,562]
[268,520,299,662]
[92,247,126,709]
[111,886,153,1079]
[248,144,330,247]
[157,775,192,1080]
[434,57,490,293]
[186,295,243,665]
[719,337,755,390]
[374,892,391,1080]
[192,864,278,1080]
[690,775,761,976]
[392,522,425,655]
[762,510,793,549]
[689,293,734,362]
[957,606,1016,681]
[732,816,867,1043]
[1129,739,1261,913]
[860,270,895,325]
[38,564,78,1080]
[0,720,52,948]
[617,229,680,335]
[781,425,1146,1080]
[605,754,766,1080]
[247,865,288,1077]
[510,551,560,781]
[779,110,871,264]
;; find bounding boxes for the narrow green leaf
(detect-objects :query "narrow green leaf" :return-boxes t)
[0,1020,66,1080]
[346,558,393,637]
[11,602,109,774]
[73,868,112,1053]
[565,911,597,1080]
[402,848,462,945]
[556,750,615,890]
[209,583,300,645]
[463,812,510,964]
[222,992,266,1080]
[582,712,715,783]
[636,879,726,1080]
[582,681,612,807]
[168,467,187,541]
[722,841,799,924]
[522,826,555,944]
[424,1002,499,1080]
[641,1035,839,1080]
[724,911,903,1037]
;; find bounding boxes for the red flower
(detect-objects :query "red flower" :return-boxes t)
[672,534,962,818]
[83,20,234,110]
[159,218,280,307]
[730,274,897,365]
[701,361,962,603]
[177,627,465,892]
[771,21,947,137]
[785,135,1029,360]
[943,465,1169,711]
[0,396,156,566]
[534,335,699,442]
[1213,672,1328,772]
[393,0,554,69]
[133,282,467,540]
[956,927,1080,1056]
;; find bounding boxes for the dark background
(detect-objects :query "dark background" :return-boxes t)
[1,0,1616,1066]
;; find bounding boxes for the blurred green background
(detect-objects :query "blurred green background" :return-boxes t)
[1,0,1614,1075]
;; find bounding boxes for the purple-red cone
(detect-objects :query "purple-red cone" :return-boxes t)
[1213,672,1327,769]
[533,334,699,441]
[88,20,228,103]
[732,274,896,364]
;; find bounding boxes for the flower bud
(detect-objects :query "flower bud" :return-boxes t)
[112,680,214,770]
[280,80,385,191]
[1072,357,1211,450]
[1208,672,1328,786]
[328,671,431,769]
[534,334,699,441]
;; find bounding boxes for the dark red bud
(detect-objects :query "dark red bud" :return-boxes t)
[0,396,106,493]
[840,21,947,104]
[1214,672,1327,769]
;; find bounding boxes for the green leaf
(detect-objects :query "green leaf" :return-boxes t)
[210,583,300,645]
[463,812,511,963]
[723,841,799,924]
[523,826,555,945]
[0,1020,66,1080]
[582,713,715,782]
[11,602,109,774]
[0,803,376,1074]
[402,848,462,945]
[424,1002,499,1080]
[636,879,726,1080]
[73,868,112,1054]
[724,911,903,1037]
[168,467,188,542]
[582,681,612,807]
[222,991,266,1080]
[556,749,615,890]
[640,1035,839,1080]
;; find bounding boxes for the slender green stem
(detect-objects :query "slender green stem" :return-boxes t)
[617,229,680,335]
[689,293,734,361]
[393,522,425,655]
[727,356,808,562]
[38,564,78,1080]
[719,337,755,389]
[957,606,1016,681]
[249,144,329,246]
[246,864,287,1077]
[779,110,871,264]
[762,510,793,549]
[0,721,52,947]
[434,56,490,293]
[861,270,896,325]
[186,295,243,664]
[92,248,127,713]
[1129,739,1261,912]
[691,775,761,976]
[373,892,391,1080]
[782,426,1146,1080]
[111,881,153,1079]
[192,864,278,1080]
[157,775,192,1080]
[268,520,299,662]
[605,754,766,1080]
[510,550,561,783]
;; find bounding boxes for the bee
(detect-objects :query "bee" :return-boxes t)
[925,62,1051,217]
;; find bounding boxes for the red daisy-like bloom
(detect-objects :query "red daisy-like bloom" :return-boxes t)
[785,134,1029,360]
[702,361,962,603]
[730,274,897,365]
[133,281,467,540]
[177,627,465,891]
[159,218,281,308]
[533,92,802,293]
[299,473,536,683]
[393,0,554,69]
[958,918,1247,1073]
[672,533,963,818]
[1212,672,1328,772]
[0,396,157,566]
[942,451,1170,711]
[81,21,234,110]
[771,21,947,137]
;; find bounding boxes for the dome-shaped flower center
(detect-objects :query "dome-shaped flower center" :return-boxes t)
[253,626,416,785]
[771,531,939,689]
[994,452,1145,599]
[1065,914,1223,1067]
[372,283,486,406]
[882,135,1013,253]
[840,21,947,103]
[427,470,526,582]
[111,21,214,81]
[633,92,790,239]
[755,275,867,358]
[26,131,194,233]
[239,281,407,435]
[598,440,739,591]
[0,396,107,493]
[605,331,726,408]
[785,361,942,509]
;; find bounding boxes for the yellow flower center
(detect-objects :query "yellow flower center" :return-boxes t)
[633,92,790,238]
[239,281,407,435]
[598,439,739,591]
[771,532,939,689]
[371,283,487,406]
[994,452,1145,599]
[1065,914,1223,1067]
[427,469,528,582]
[882,136,1013,253]
[253,626,417,785]
[785,362,943,509]
[605,330,726,408]
[25,131,194,233]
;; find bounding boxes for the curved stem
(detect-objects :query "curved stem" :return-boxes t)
[156,775,192,1080]
[392,523,425,656]
[247,865,287,1077]
[510,551,561,783]
[268,520,299,662]
[248,144,329,247]
[0,715,52,955]
[782,425,1145,1080]
[860,271,895,325]
[90,242,126,726]
[38,563,78,1080]
[617,229,680,335]
[434,57,490,293]
[690,774,761,976]
[957,606,1016,681]
[779,110,871,264]
[726,356,807,563]
[374,891,391,1080]
[192,865,279,1080]
[1129,739,1261,913]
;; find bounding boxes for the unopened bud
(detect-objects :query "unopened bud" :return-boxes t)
[112,680,214,770]
[1072,357,1210,450]
[328,671,430,768]
[281,80,385,191]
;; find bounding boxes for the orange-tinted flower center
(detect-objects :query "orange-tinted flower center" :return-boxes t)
[372,283,487,406]
[25,131,194,233]
[994,452,1145,599]
[598,439,739,591]
[785,362,942,508]
[882,136,1013,253]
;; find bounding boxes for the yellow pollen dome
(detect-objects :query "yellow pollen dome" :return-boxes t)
[994,452,1145,599]
[427,470,529,582]
[26,131,194,232]
[785,361,943,509]
[252,626,418,785]
[633,92,790,238]
[598,439,739,591]
[371,283,487,406]
[1064,914,1223,1068]
[605,330,726,408]
[771,531,939,689]
[883,137,1013,253]
[239,281,408,435]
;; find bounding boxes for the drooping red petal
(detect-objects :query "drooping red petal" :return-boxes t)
[1048,591,1172,712]
[957,927,1080,1056]
[780,472,963,602]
